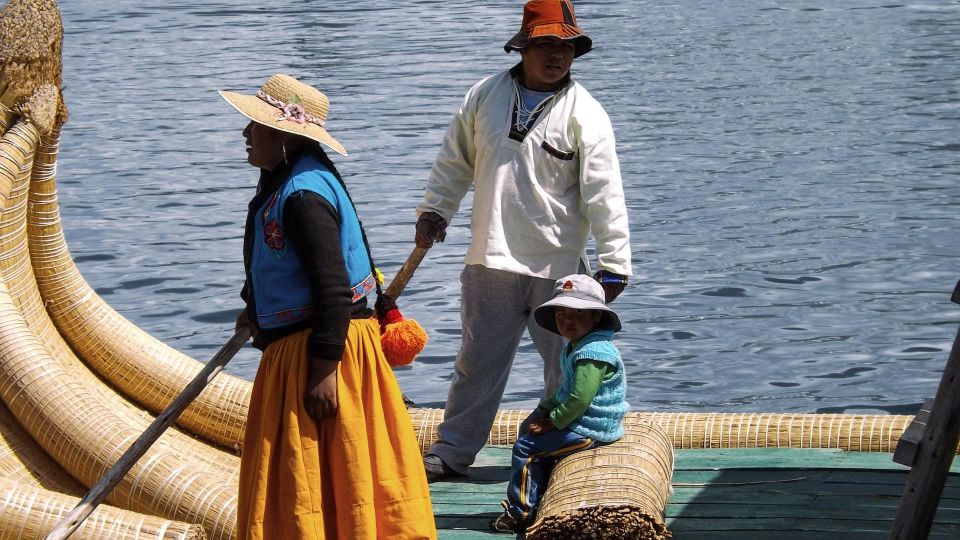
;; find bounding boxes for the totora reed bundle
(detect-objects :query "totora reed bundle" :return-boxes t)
[410,408,923,454]
[525,420,673,540]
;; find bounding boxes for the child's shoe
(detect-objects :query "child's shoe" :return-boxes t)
[490,501,525,534]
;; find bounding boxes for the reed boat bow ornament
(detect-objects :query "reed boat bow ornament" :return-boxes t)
[0,0,67,135]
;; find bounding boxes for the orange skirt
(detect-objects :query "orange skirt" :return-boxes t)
[237,319,436,539]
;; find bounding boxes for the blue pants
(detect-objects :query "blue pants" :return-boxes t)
[506,429,600,523]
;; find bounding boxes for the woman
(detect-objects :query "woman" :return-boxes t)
[220,74,436,539]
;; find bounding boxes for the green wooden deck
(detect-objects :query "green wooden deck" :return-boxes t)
[430,446,960,539]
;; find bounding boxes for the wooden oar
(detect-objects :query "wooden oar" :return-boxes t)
[45,326,251,540]
[385,246,428,299]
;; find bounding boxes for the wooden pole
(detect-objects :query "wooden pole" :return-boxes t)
[385,246,428,299]
[889,279,960,539]
[45,326,251,540]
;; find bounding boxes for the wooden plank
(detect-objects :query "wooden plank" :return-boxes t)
[673,469,831,484]
[891,282,960,539]
[670,488,904,506]
[667,517,960,536]
[675,448,960,473]
[665,501,960,521]
[893,398,934,466]
[669,489,819,505]
[671,532,900,540]
[669,488,960,511]
[674,478,960,500]
[438,529,501,540]
[829,470,960,491]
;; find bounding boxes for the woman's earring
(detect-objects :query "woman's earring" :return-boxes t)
[282,140,288,164]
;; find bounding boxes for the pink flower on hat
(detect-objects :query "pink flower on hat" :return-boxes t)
[281,102,306,124]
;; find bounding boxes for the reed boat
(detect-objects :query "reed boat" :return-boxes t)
[1,1,958,538]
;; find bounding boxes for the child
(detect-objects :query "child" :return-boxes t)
[491,274,629,534]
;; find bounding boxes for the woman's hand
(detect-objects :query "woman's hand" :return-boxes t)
[305,359,338,422]
[235,308,259,341]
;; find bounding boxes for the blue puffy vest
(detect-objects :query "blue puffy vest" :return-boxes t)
[250,154,376,330]
[555,330,629,443]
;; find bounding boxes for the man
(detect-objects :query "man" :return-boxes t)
[415,0,631,480]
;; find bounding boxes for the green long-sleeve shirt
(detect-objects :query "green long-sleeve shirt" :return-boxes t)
[539,359,614,429]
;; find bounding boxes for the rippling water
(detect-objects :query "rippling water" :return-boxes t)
[55,0,960,413]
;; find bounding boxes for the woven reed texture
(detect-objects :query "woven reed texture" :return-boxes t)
[409,408,934,454]
[0,477,207,540]
[28,130,249,456]
[0,119,238,539]
[633,411,915,452]
[16,129,240,475]
[0,400,82,494]
[526,420,673,540]
[26,132,250,450]
[26,132,244,470]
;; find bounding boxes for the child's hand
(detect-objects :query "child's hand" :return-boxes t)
[528,417,555,435]
[520,407,548,435]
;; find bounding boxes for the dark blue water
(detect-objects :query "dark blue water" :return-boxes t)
[55,1,960,414]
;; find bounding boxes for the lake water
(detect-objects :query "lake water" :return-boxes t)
[54,0,960,414]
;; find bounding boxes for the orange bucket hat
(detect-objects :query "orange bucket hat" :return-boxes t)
[503,0,593,58]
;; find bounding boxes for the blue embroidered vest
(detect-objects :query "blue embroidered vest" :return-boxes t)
[250,154,376,330]
[555,330,628,443]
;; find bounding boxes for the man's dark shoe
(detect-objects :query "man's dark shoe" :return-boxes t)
[423,454,463,482]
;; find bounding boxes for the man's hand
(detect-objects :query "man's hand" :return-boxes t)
[415,212,448,249]
[594,270,628,303]
[305,359,338,422]
[600,282,626,303]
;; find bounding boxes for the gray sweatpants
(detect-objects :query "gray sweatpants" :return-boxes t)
[427,264,565,474]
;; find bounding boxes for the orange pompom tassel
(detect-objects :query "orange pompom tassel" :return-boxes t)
[380,317,428,367]
[375,294,428,366]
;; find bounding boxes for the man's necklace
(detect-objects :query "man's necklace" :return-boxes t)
[513,80,556,133]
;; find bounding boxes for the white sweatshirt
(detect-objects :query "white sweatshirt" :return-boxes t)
[418,66,632,280]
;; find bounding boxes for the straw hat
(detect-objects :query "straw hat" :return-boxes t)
[504,0,593,58]
[534,274,621,335]
[219,74,347,156]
